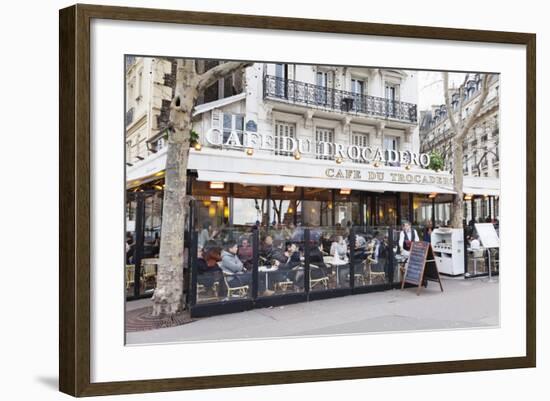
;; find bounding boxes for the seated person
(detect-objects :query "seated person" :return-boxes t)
[221,242,272,295]
[352,236,369,262]
[259,235,274,263]
[308,242,328,281]
[270,239,288,265]
[196,246,223,292]
[237,237,254,270]
[221,242,252,287]
[330,236,348,264]
[370,232,390,282]
[271,243,302,286]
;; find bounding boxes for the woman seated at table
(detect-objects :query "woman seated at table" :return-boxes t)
[330,236,348,264]
[196,246,224,293]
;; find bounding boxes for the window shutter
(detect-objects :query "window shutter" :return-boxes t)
[211,109,222,130]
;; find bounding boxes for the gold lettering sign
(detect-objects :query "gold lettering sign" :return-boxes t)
[324,168,452,189]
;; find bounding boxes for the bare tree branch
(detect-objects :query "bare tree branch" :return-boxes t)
[197,61,254,93]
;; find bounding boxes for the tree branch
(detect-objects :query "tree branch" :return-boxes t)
[197,61,254,93]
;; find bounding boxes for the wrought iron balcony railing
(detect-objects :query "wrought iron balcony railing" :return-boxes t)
[263,75,417,123]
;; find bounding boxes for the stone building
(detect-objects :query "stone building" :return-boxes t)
[419,74,500,222]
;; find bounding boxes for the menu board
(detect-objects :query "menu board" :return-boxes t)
[475,223,500,249]
[402,241,429,286]
[401,241,443,295]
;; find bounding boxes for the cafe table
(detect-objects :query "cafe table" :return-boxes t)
[258,265,278,290]
[323,256,349,286]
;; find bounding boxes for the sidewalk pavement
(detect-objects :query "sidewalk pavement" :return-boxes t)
[126,276,499,345]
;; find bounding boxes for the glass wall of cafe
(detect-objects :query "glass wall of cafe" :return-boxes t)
[125,178,164,300]
[187,175,458,315]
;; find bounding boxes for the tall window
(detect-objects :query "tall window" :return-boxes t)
[385,83,399,117]
[351,78,365,111]
[274,121,296,156]
[315,127,334,160]
[275,63,287,97]
[222,113,245,145]
[351,132,369,163]
[316,71,329,105]
[383,135,399,151]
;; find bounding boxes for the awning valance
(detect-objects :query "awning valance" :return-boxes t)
[196,170,456,195]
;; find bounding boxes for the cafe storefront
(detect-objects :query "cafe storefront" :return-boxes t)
[126,143,499,317]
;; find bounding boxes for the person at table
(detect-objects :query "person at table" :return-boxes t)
[196,246,224,294]
[398,221,419,258]
[237,237,254,270]
[198,221,218,251]
[221,242,251,288]
[308,242,329,280]
[259,235,274,264]
[270,239,288,265]
[352,235,369,262]
[221,242,273,295]
[271,243,302,285]
[330,235,348,264]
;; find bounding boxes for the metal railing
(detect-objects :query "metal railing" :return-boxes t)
[264,75,417,123]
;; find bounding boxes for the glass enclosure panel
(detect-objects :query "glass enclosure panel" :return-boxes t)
[302,188,333,227]
[353,227,395,286]
[308,226,351,290]
[434,194,453,227]
[270,185,302,227]
[195,195,230,235]
[232,198,268,227]
[138,191,162,296]
[125,194,137,298]
[195,228,255,304]
[334,191,360,227]
[256,227,306,296]
[413,194,433,228]
[377,195,398,226]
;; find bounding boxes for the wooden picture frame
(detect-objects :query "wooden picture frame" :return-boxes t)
[59,3,536,397]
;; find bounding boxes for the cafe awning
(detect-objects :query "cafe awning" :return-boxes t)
[196,170,456,195]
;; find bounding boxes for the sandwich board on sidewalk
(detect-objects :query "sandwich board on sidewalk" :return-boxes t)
[401,241,444,295]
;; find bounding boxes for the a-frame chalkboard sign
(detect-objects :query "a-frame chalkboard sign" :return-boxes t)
[401,241,444,295]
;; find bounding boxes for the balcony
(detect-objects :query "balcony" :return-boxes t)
[263,75,417,123]
[126,107,134,127]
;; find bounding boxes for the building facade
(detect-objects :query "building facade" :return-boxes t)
[419,74,500,222]
[124,59,499,305]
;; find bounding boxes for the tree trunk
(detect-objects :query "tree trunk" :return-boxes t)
[450,138,464,228]
[152,61,197,316]
[151,140,188,315]
[151,60,252,315]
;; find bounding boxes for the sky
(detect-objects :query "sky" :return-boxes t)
[417,71,469,111]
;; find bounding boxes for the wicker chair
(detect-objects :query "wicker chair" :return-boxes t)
[222,271,249,298]
[367,256,386,284]
[310,264,329,290]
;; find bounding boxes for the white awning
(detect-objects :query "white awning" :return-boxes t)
[196,170,455,195]
[463,176,500,196]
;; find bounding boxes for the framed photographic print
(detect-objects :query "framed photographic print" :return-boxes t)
[59,3,536,397]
